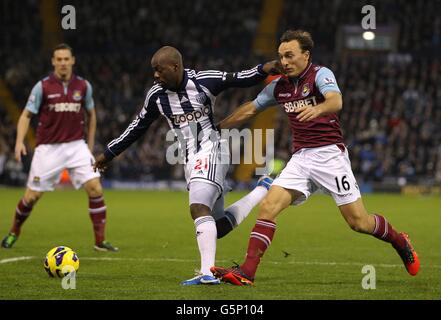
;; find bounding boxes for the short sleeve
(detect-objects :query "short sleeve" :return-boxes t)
[253,79,278,111]
[315,67,341,95]
[84,80,95,110]
[25,81,43,114]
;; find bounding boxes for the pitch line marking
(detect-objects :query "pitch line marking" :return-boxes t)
[0,256,36,264]
[2,256,439,269]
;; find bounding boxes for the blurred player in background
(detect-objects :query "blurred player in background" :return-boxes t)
[211,30,420,285]
[94,46,279,285]
[1,44,118,252]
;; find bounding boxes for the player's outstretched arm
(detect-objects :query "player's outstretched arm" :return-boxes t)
[198,61,281,96]
[218,101,259,129]
[15,109,33,162]
[262,60,284,76]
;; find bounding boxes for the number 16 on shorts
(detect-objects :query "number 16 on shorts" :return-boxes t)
[334,175,351,193]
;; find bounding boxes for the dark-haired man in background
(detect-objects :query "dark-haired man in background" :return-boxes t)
[1,44,118,252]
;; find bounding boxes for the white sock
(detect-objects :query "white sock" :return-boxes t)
[226,186,268,226]
[194,216,217,276]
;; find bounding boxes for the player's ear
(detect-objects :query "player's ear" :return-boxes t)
[305,50,311,61]
[72,56,76,66]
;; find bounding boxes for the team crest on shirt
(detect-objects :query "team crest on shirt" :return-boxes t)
[302,83,311,97]
[72,90,82,101]
[33,176,40,185]
[195,92,208,105]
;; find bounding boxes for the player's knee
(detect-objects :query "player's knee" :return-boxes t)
[347,215,370,233]
[24,191,43,206]
[258,198,279,221]
[85,180,103,197]
[190,203,211,220]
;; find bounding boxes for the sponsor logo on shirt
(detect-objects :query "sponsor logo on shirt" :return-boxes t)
[278,92,292,98]
[48,93,62,99]
[171,106,211,125]
[283,96,318,113]
[48,103,81,113]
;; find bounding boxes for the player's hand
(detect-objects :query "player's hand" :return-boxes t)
[93,153,111,173]
[262,60,285,75]
[295,106,323,122]
[15,142,27,162]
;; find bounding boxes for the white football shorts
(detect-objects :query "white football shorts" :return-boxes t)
[27,139,100,192]
[185,139,230,195]
[272,144,361,206]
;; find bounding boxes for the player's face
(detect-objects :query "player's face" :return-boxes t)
[278,40,310,77]
[52,49,75,80]
[151,58,179,89]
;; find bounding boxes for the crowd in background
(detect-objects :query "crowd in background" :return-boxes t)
[1,0,440,186]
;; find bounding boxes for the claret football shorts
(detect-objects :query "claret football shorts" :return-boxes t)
[272,144,361,206]
[27,139,100,192]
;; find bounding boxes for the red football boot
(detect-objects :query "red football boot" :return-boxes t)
[210,266,254,286]
[395,232,420,276]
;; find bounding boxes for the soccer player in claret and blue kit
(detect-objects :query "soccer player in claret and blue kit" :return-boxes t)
[211,30,420,285]
[1,44,118,252]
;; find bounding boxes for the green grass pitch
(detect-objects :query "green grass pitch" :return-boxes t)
[0,188,440,299]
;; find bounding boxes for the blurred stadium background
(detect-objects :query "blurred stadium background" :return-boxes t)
[1,0,441,301]
[1,0,440,193]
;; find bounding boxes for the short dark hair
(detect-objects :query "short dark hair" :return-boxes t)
[280,30,314,54]
[52,43,74,56]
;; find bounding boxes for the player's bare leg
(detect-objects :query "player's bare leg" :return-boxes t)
[339,198,419,276]
[338,198,375,233]
[1,188,43,249]
[212,186,302,285]
[83,178,118,252]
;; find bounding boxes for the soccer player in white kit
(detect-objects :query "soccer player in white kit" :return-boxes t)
[1,44,118,252]
[94,46,279,285]
[211,30,420,285]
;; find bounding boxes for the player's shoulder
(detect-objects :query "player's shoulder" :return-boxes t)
[313,64,335,76]
[271,75,289,87]
[72,74,91,86]
[40,74,51,85]
[144,83,164,101]
[193,69,224,80]
[185,68,197,79]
